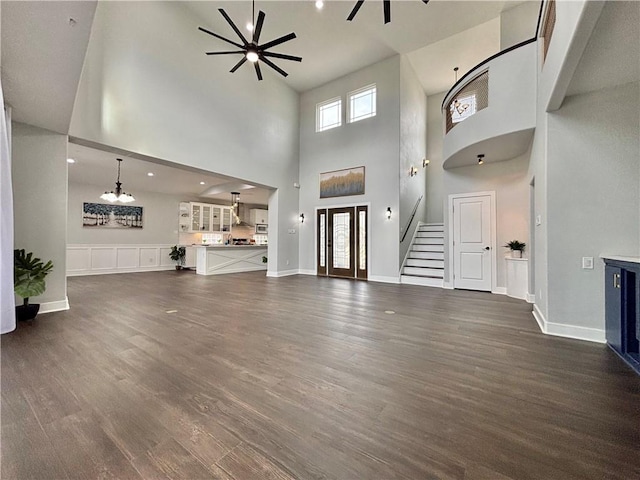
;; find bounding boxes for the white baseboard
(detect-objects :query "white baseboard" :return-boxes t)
[532,304,605,344]
[526,293,536,304]
[39,297,70,314]
[492,287,507,295]
[368,275,400,284]
[67,266,176,277]
[442,281,454,290]
[298,269,316,276]
[266,269,299,278]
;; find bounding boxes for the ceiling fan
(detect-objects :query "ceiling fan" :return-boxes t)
[198,2,302,81]
[347,0,430,25]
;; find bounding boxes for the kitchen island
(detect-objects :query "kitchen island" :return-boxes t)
[195,245,267,276]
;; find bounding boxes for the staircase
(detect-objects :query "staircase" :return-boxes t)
[401,222,445,287]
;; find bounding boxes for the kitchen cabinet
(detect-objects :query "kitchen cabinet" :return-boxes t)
[603,256,640,376]
[179,203,190,232]
[186,202,233,233]
[184,246,196,268]
[249,208,268,226]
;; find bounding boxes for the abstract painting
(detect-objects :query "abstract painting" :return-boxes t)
[319,166,365,199]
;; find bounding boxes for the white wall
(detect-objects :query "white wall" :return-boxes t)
[399,56,427,263]
[298,56,401,281]
[500,1,540,50]
[12,122,67,309]
[425,92,446,224]
[443,153,530,289]
[547,81,640,334]
[69,1,299,274]
[68,182,182,245]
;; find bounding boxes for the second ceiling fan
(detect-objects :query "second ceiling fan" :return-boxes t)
[199,1,301,81]
[348,0,431,25]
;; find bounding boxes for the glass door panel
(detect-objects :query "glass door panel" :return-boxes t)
[211,207,221,231]
[202,205,212,231]
[191,204,201,231]
[222,208,232,232]
[317,210,327,276]
[327,207,355,278]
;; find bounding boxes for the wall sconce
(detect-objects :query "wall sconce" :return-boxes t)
[409,166,418,177]
[299,213,305,223]
[386,207,392,219]
[423,158,430,167]
[477,154,485,165]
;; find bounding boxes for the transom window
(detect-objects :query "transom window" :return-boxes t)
[348,84,376,123]
[316,97,342,132]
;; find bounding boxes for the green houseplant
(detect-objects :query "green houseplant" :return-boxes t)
[169,245,186,270]
[504,240,526,258]
[14,249,54,321]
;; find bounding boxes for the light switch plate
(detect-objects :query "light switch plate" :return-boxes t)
[288,229,296,234]
[535,215,542,226]
[582,257,594,269]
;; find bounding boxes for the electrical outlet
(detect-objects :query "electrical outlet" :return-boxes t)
[582,257,594,269]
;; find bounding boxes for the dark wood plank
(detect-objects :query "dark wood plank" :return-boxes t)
[2,271,639,480]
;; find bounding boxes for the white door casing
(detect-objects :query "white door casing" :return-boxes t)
[449,192,496,292]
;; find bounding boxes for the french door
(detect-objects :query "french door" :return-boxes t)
[317,206,367,280]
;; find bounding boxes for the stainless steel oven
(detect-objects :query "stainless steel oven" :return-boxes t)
[255,224,268,234]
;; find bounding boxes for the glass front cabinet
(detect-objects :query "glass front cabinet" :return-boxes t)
[187,202,233,233]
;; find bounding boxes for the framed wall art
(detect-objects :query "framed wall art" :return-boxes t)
[319,166,365,199]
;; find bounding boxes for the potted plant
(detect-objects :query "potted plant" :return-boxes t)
[14,249,54,321]
[504,240,526,258]
[169,245,186,270]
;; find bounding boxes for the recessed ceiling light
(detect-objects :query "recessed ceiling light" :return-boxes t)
[200,181,206,185]
[147,172,154,177]
[67,158,75,164]
[315,0,324,9]
[246,22,253,31]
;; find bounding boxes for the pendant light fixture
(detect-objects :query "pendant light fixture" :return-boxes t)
[100,158,135,203]
[231,191,241,224]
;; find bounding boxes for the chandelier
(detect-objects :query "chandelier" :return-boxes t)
[100,158,135,203]
[231,191,241,224]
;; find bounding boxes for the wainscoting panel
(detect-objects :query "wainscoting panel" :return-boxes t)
[139,248,159,268]
[116,248,138,269]
[67,245,177,276]
[91,248,118,271]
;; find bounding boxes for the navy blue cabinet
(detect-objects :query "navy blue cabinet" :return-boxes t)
[604,258,640,375]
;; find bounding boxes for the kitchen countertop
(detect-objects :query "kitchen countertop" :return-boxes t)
[194,244,267,248]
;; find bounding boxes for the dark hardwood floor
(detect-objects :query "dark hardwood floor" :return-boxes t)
[2,271,639,479]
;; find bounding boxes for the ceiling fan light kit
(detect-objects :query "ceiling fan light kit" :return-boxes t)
[199,1,302,81]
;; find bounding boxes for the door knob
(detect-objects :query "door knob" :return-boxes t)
[484,246,490,251]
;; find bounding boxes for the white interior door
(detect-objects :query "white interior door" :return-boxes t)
[453,194,493,291]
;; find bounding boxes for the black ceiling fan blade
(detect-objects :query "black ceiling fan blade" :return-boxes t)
[199,27,245,49]
[259,32,297,51]
[253,11,265,44]
[218,8,250,46]
[422,0,430,3]
[262,51,302,63]
[206,50,245,56]
[230,56,248,73]
[254,62,263,81]
[347,0,365,21]
[259,56,288,77]
[383,0,390,24]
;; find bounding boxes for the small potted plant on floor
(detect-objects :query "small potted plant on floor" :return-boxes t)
[504,240,526,258]
[169,245,186,270]
[14,249,54,321]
